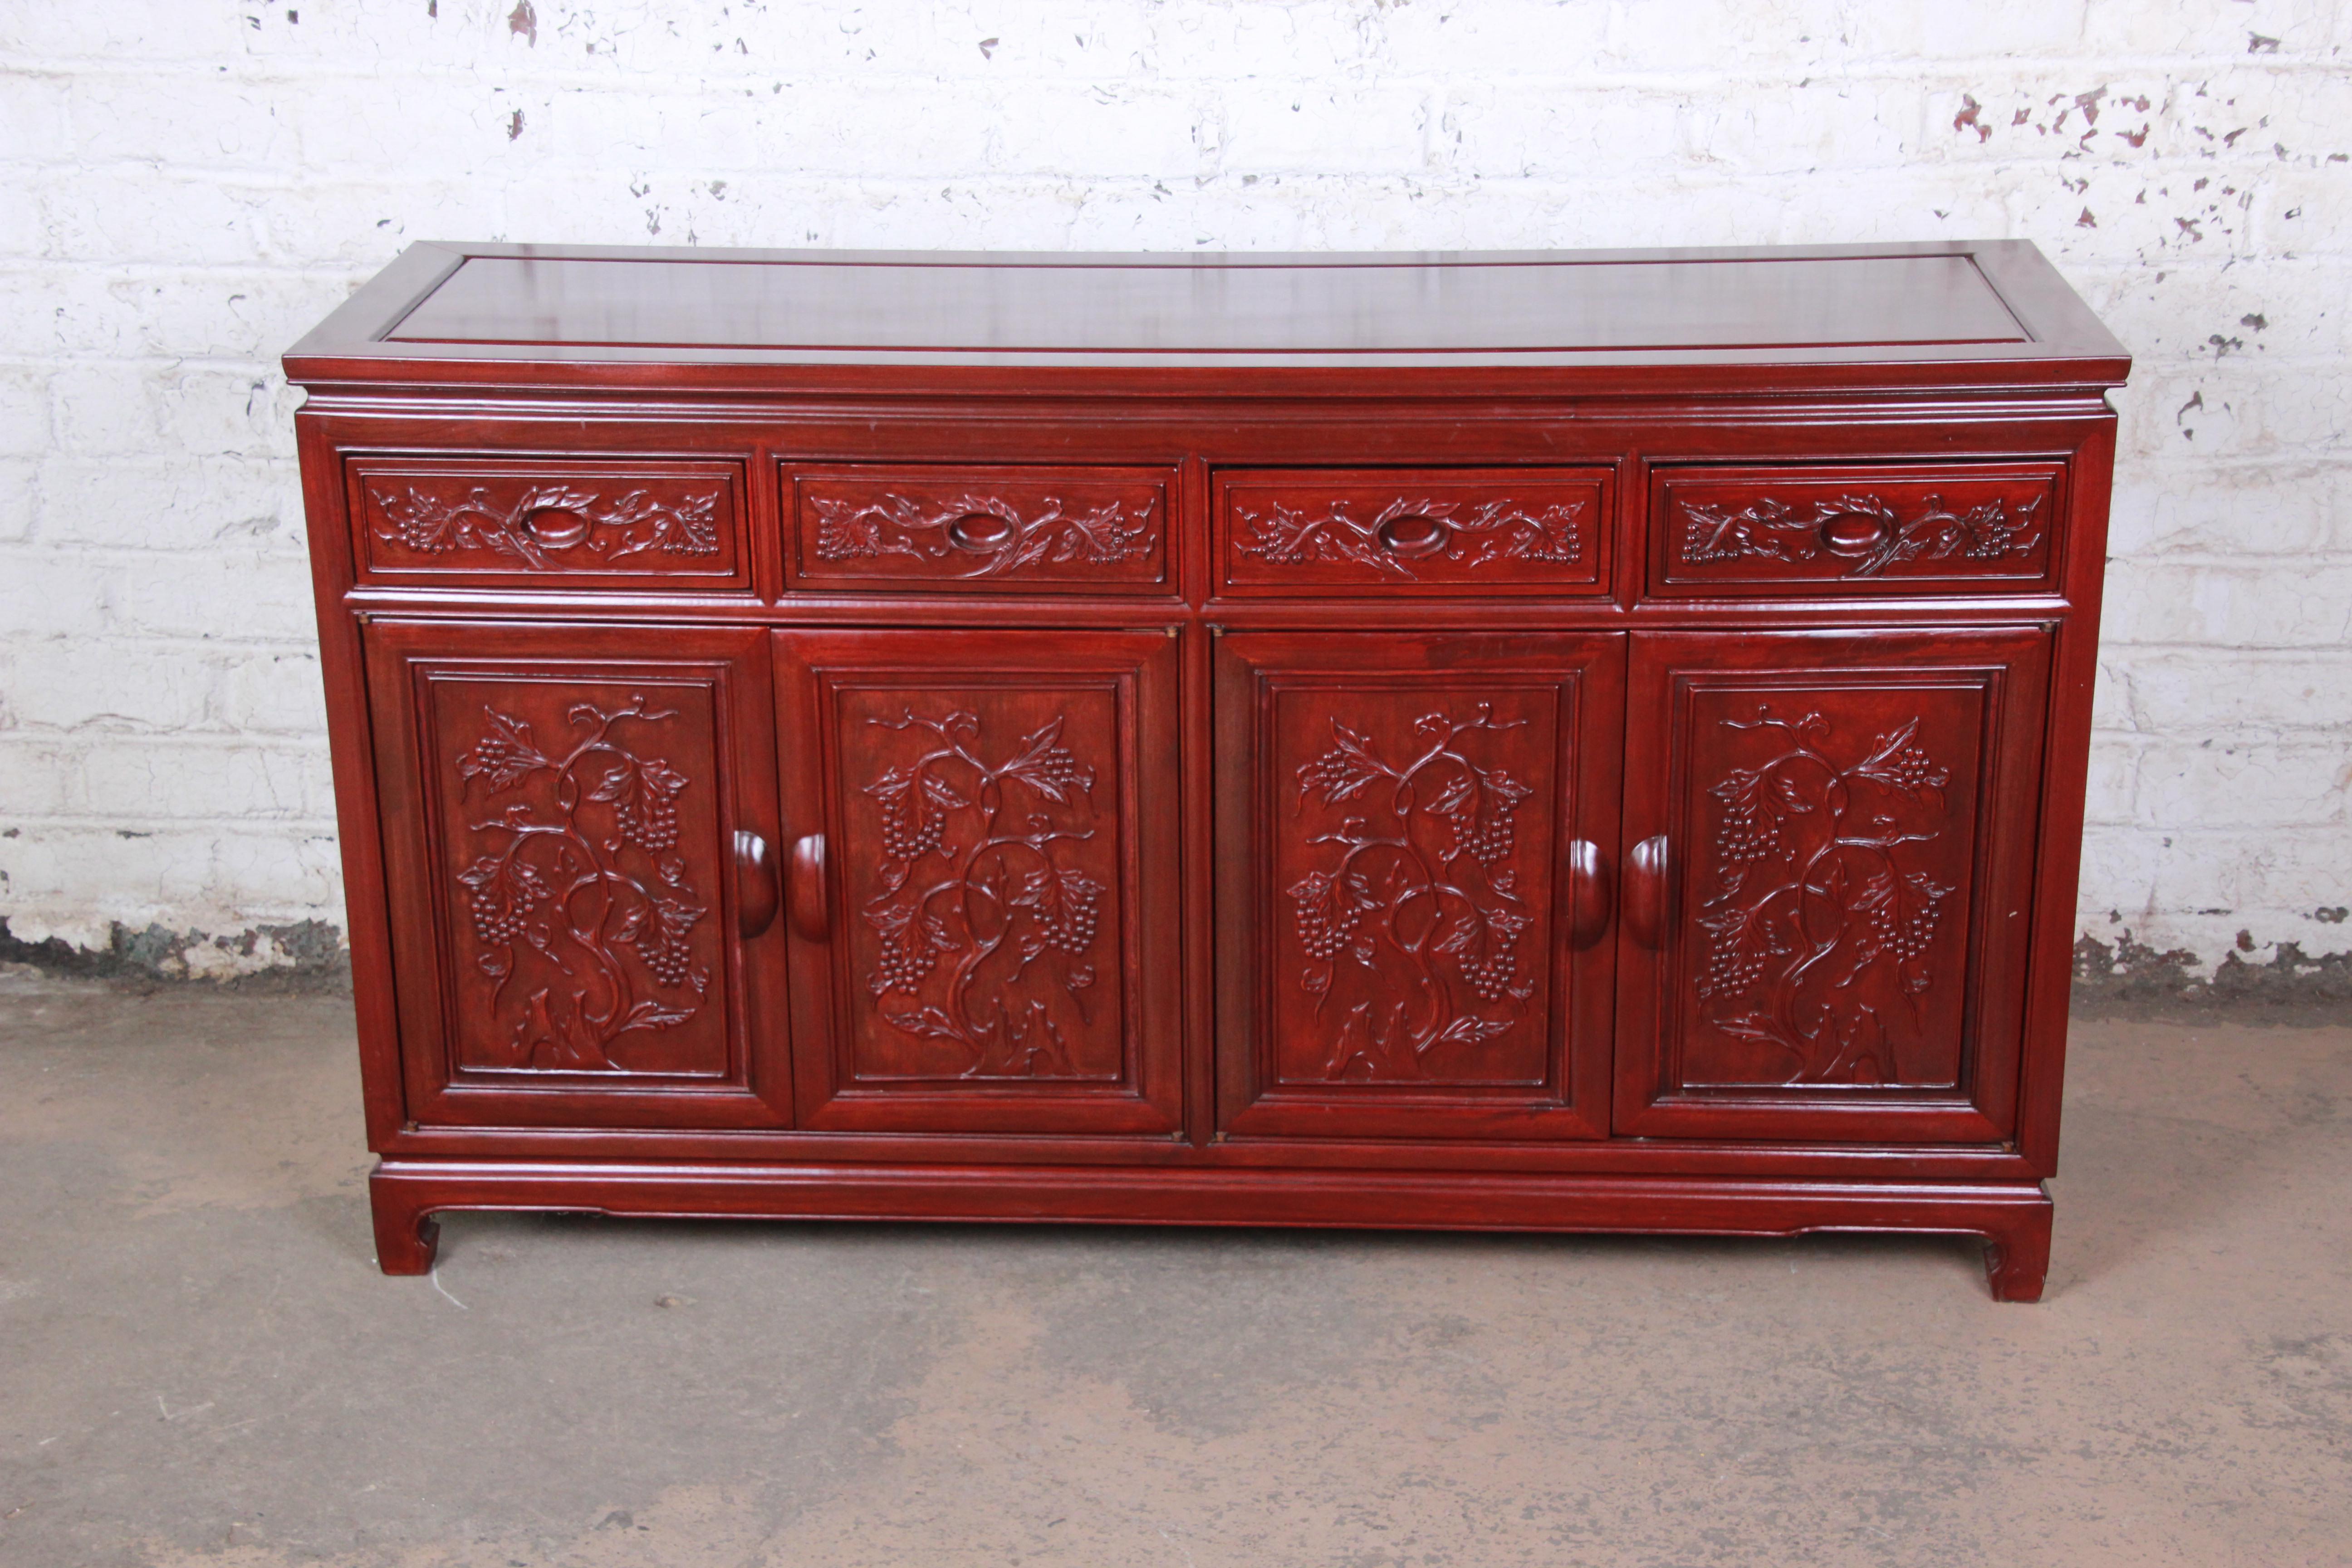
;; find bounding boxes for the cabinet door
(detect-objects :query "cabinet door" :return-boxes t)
[364,622,787,1129]
[1215,633,1623,1140]
[774,630,1182,1136]
[1616,629,2053,1142]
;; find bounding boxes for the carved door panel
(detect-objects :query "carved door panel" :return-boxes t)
[1215,633,1623,1141]
[363,622,786,1130]
[1616,629,2053,1142]
[774,630,1182,1135]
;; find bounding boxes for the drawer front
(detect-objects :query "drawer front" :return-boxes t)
[1650,462,2063,597]
[1215,467,1612,596]
[787,466,1173,594]
[350,456,749,590]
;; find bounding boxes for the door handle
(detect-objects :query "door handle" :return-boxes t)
[735,830,779,939]
[1625,834,1670,951]
[787,833,830,941]
[1566,838,1611,950]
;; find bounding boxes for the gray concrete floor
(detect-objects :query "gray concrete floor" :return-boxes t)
[0,970,2347,1568]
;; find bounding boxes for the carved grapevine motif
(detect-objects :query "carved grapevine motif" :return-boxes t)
[811,492,1155,577]
[1233,496,1584,579]
[1284,708,1537,1080]
[371,484,722,569]
[1679,492,2040,578]
[452,696,710,1071]
[859,709,1108,1078]
[1693,707,1957,1086]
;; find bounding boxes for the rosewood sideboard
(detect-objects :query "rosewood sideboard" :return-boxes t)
[284,240,2129,1300]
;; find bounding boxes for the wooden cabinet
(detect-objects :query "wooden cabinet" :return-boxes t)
[361,621,787,1129]
[288,240,2128,1299]
[1213,632,1620,1140]
[774,628,1184,1135]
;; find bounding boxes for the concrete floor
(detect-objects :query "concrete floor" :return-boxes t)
[0,970,2347,1568]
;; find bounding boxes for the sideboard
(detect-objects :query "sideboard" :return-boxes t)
[284,240,2129,1299]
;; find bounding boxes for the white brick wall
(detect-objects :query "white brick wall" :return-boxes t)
[2,0,2347,979]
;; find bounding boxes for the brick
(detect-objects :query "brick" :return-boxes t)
[2080,737,2142,827]
[2,637,223,732]
[59,66,299,166]
[0,368,49,456]
[2107,468,2348,558]
[2135,739,2352,828]
[0,554,118,638]
[77,737,333,820]
[1220,84,1433,177]
[0,6,242,59]
[2125,651,2352,734]
[35,172,267,267]
[109,551,316,642]
[0,460,33,544]
[0,827,217,912]
[219,650,327,735]
[36,456,304,551]
[0,737,83,816]
[2103,560,2352,648]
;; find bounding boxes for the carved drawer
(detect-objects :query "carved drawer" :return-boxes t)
[348,455,749,591]
[1648,461,2064,597]
[1214,468,1612,596]
[785,466,1174,594]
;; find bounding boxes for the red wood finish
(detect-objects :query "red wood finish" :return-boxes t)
[1649,462,2063,597]
[367,1159,2054,1302]
[788,466,1173,594]
[362,621,787,1128]
[774,628,1183,1135]
[1215,632,1621,1140]
[287,240,2129,1301]
[1215,469,1610,595]
[1615,629,2053,1142]
[349,455,748,591]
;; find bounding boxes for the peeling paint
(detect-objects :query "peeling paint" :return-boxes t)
[0,917,348,992]
[2075,932,2352,1016]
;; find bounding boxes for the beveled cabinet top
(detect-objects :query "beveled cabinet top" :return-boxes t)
[284,240,2128,397]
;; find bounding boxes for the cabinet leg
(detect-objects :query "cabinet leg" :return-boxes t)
[1981,1207,2052,1303]
[369,1170,441,1276]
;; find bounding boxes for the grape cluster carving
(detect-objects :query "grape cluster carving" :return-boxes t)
[1692,707,1959,1086]
[450,696,709,1072]
[857,708,1110,1079]
[1283,707,1537,1080]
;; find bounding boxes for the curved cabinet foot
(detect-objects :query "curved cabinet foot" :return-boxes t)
[369,1166,442,1275]
[1982,1206,2053,1303]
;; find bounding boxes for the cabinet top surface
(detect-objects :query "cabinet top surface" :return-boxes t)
[286,239,2128,393]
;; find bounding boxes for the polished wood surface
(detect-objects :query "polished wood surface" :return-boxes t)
[286,239,2131,1300]
[387,250,2029,354]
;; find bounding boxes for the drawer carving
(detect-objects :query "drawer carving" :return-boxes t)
[351,457,747,587]
[1217,468,1611,594]
[789,468,1171,593]
[1652,464,2062,595]
[1237,495,1582,577]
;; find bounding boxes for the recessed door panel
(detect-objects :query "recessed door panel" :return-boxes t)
[1616,629,2053,1142]
[364,622,786,1130]
[1215,633,1623,1141]
[775,629,1181,1136]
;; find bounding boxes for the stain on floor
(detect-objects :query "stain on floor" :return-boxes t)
[1,967,2347,1566]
